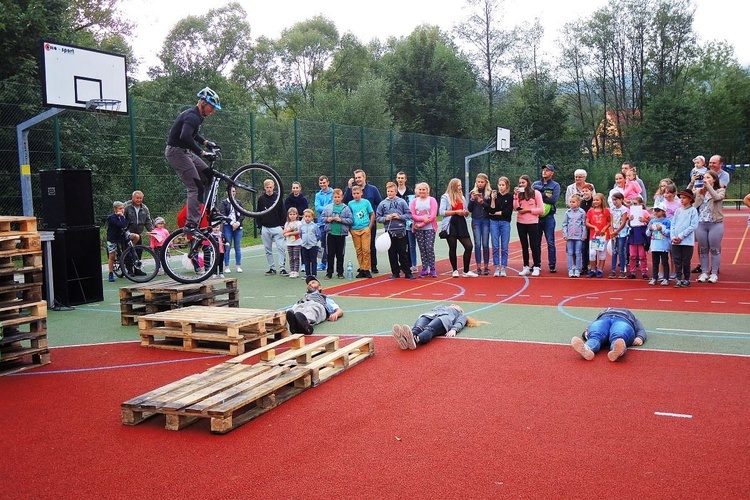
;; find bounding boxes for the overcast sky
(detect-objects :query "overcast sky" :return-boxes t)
[119,0,749,80]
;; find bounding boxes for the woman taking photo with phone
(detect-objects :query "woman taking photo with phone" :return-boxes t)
[513,175,544,276]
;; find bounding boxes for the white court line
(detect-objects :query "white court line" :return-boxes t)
[655,411,693,419]
[657,327,750,336]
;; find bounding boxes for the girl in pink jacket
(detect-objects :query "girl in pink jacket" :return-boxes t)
[513,175,545,276]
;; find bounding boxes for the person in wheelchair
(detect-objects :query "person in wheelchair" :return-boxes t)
[106,201,139,282]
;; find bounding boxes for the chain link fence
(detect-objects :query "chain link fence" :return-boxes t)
[2,81,747,228]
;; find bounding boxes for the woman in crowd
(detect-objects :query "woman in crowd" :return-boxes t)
[607,172,626,208]
[486,176,513,277]
[467,173,492,275]
[513,174,544,276]
[694,170,726,283]
[565,169,595,206]
[439,178,477,277]
[410,182,438,278]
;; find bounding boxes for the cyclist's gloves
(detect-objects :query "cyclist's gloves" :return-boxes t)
[205,141,219,150]
[202,151,217,161]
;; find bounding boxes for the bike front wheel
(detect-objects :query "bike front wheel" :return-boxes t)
[121,245,160,283]
[228,163,284,218]
[160,229,219,284]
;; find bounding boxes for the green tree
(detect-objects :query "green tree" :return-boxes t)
[380,25,484,137]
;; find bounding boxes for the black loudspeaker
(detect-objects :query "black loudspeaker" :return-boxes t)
[44,226,104,307]
[39,169,95,229]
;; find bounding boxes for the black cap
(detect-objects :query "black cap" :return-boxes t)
[543,164,556,172]
[306,275,319,284]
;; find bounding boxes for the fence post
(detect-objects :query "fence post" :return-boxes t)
[331,122,337,185]
[294,117,299,179]
[389,129,394,179]
[249,113,255,163]
[360,126,365,169]
[128,95,137,190]
[53,116,61,169]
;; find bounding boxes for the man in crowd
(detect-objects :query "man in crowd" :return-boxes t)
[314,175,333,272]
[285,276,344,335]
[343,169,383,273]
[532,164,560,273]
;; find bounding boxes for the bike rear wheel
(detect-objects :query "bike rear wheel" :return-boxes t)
[160,229,219,284]
[228,163,284,218]
[121,245,160,283]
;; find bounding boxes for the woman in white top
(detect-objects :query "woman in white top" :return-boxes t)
[565,169,596,206]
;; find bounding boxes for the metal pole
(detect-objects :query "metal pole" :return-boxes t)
[128,95,138,190]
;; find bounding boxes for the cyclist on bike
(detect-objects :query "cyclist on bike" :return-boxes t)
[165,86,221,236]
[106,201,139,282]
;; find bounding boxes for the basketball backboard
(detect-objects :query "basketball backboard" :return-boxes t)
[41,41,128,115]
[496,127,511,152]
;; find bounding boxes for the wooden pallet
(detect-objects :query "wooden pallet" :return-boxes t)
[119,278,239,326]
[138,306,288,355]
[0,216,38,234]
[122,334,375,433]
[0,301,49,375]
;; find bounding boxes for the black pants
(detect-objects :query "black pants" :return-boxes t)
[301,246,318,277]
[651,251,669,279]
[370,224,378,269]
[517,222,541,268]
[447,236,472,272]
[387,234,411,276]
[671,245,694,281]
[327,234,346,276]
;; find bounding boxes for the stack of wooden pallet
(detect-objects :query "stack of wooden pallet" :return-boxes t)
[119,277,239,326]
[138,306,288,355]
[0,216,50,375]
[122,334,375,433]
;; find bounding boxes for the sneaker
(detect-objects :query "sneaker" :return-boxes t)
[236,267,243,273]
[392,324,408,350]
[295,312,313,335]
[660,279,669,286]
[532,267,541,277]
[674,280,684,288]
[669,273,677,281]
[265,268,276,275]
[697,273,708,283]
[372,267,379,274]
[708,273,718,283]
[218,273,225,278]
[609,271,616,279]
[364,271,373,278]
[549,266,557,273]
[108,272,115,282]
[619,272,628,279]
[325,274,333,280]
[586,270,597,278]
[279,269,289,276]
[286,309,300,333]
[483,268,490,276]
[691,265,702,274]
[390,274,399,279]
[629,273,636,279]
[648,278,657,285]
[133,269,147,277]
[420,268,429,278]
[463,270,479,277]
[183,224,202,238]
[519,266,531,276]
[574,270,581,278]
[642,273,649,279]
[225,268,231,274]
[405,274,416,280]
[430,269,438,278]
[683,280,691,287]
[195,268,205,275]
[318,263,327,271]
[411,266,419,274]
[500,268,506,277]
[596,270,603,278]
[356,271,366,278]
[568,269,574,278]
[607,338,627,362]
[494,268,501,277]
[289,271,298,278]
[337,274,345,279]
[452,270,460,278]
[571,337,594,360]
[403,325,417,350]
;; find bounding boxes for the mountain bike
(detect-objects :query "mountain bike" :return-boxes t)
[160,148,283,284]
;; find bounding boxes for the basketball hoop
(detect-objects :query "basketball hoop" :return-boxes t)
[86,98,121,128]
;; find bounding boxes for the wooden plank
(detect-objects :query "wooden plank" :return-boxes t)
[0,216,38,234]
[306,337,375,386]
[223,334,305,364]
[265,336,339,365]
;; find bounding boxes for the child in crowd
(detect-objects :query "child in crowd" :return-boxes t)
[467,173,491,275]
[688,155,708,188]
[106,201,138,282]
[299,208,320,279]
[377,182,414,279]
[627,195,650,279]
[608,192,630,278]
[661,184,681,219]
[283,207,302,278]
[148,216,170,263]
[211,223,226,278]
[321,188,353,279]
[348,185,375,278]
[653,178,674,205]
[585,193,611,278]
[671,190,699,287]
[622,168,643,204]
[562,194,587,277]
[580,184,594,274]
[486,177,513,277]
[410,182,439,278]
[646,204,671,285]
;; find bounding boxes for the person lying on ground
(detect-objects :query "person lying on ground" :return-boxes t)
[392,304,488,350]
[571,307,647,362]
[285,276,343,335]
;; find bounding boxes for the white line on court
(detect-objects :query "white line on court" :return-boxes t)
[657,328,750,336]
[655,411,693,419]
